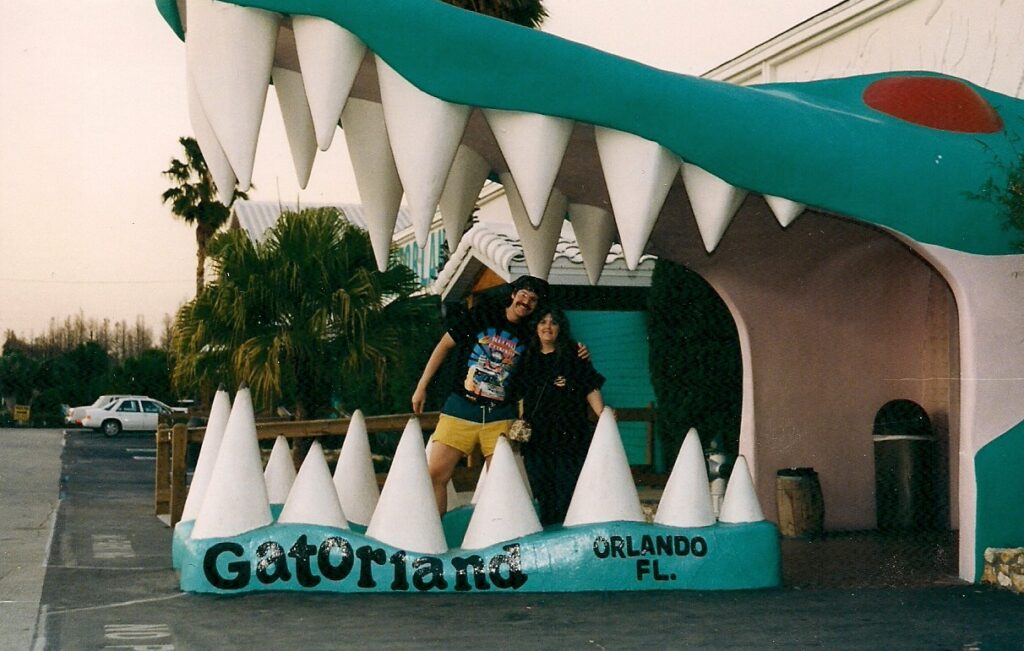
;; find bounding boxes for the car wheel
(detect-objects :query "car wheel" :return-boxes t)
[102,419,123,437]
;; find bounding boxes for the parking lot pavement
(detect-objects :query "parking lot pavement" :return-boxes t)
[9,429,1024,649]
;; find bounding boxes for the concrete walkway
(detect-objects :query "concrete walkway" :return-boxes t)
[0,429,63,650]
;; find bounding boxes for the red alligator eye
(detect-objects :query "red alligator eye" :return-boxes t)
[863,76,1003,133]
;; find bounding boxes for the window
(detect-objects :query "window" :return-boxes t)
[141,401,162,414]
[117,400,139,413]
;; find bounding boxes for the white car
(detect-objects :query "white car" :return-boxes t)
[80,397,188,437]
[65,394,133,426]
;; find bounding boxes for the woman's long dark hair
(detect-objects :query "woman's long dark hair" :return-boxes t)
[527,306,575,355]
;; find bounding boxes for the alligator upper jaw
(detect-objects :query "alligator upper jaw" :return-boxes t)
[170,0,1024,275]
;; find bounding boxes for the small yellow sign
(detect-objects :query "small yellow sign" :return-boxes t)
[13,405,30,423]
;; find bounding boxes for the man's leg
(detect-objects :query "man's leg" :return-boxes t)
[428,442,464,514]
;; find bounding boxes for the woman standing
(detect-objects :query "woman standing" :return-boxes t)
[519,307,606,526]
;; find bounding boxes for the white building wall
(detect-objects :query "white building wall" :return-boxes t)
[706,0,1024,99]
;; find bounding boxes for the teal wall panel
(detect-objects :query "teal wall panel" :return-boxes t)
[567,311,656,466]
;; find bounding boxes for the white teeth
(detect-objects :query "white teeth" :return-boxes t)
[365,418,448,554]
[332,409,379,526]
[264,435,297,504]
[513,449,533,500]
[376,57,471,248]
[681,163,748,253]
[192,386,272,539]
[271,67,317,189]
[764,195,806,228]
[185,0,280,190]
[186,71,238,206]
[461,437,542,550]
[483,110,573,228]
[717,456,765,523]
[438,145,490,252]
[502,173,567,281]
[654,428,716,527]
[594,127,679,270]
[567,204,616,285]
[341,98,404,272]
[279,441,349,528]
[563,408,645,526]
[181,388,231,522]
[291,15,367,151]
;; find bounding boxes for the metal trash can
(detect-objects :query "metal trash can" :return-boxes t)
[775,467,824,538]
[873,433,940,531]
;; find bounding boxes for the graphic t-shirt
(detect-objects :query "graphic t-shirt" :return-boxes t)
[447,306,529,406]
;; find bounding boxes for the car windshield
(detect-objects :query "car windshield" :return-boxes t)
[91,395,115,408]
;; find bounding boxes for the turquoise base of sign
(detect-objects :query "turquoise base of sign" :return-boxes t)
[178,519,780,594]
[172,503,373,570]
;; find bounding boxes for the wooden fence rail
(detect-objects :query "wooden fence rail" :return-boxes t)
[155,407,655,527]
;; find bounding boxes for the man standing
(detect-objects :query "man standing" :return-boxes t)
[412,275,549,513]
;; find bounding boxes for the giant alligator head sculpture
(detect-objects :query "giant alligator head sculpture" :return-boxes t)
[158,0,1024,584]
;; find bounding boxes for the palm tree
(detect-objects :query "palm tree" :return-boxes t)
[161,137,248,295]
[171,207,439,419]
[442,0,547,28]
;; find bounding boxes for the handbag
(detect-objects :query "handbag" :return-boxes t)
[507,417,532,442]
[507,379,548,443]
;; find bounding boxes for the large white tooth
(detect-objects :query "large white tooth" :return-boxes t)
[341,98,404,272]
[654,428,716,527]
[513,449,533,500]
[563,408,645,526]
[181,388,231,522]
[291,15,366,151]
[376,57,471,248]
[567,204,616,286]
[186,71,238,206]
[271,67,317,189]
[717,456,765,523]
[764,195,806,228]
[365,419,448,553]
[681,163,748,253]
[594,127,679,270]
[502,173,566,281]
[191,386,272,539]
[264,435,296,505]
[438,145,490,252]
[185,0,280,190]
[470,460,489,505]
[332,410,380,526]
[483,110,573,228]
[279,441,349,529]
[461,437,542,549]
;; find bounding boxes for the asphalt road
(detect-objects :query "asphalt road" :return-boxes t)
[4,428,1023,649]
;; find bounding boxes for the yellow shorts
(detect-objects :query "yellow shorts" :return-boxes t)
[432,414,512,458]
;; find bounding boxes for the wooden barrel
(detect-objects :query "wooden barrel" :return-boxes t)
[775,468,824,538]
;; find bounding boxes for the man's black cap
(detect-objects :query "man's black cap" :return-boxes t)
[510,274,550,300]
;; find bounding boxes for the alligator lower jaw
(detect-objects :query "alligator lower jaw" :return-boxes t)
[176,520,781,593]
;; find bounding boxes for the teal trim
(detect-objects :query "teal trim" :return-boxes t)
[974,418,1024,580]
[441,504,475,549]
[196,0,1024,255]
[179,520,780,593]
[172,519,194,570]
[154,0,184,40]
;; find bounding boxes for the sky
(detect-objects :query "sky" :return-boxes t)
[0,0,836,340]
